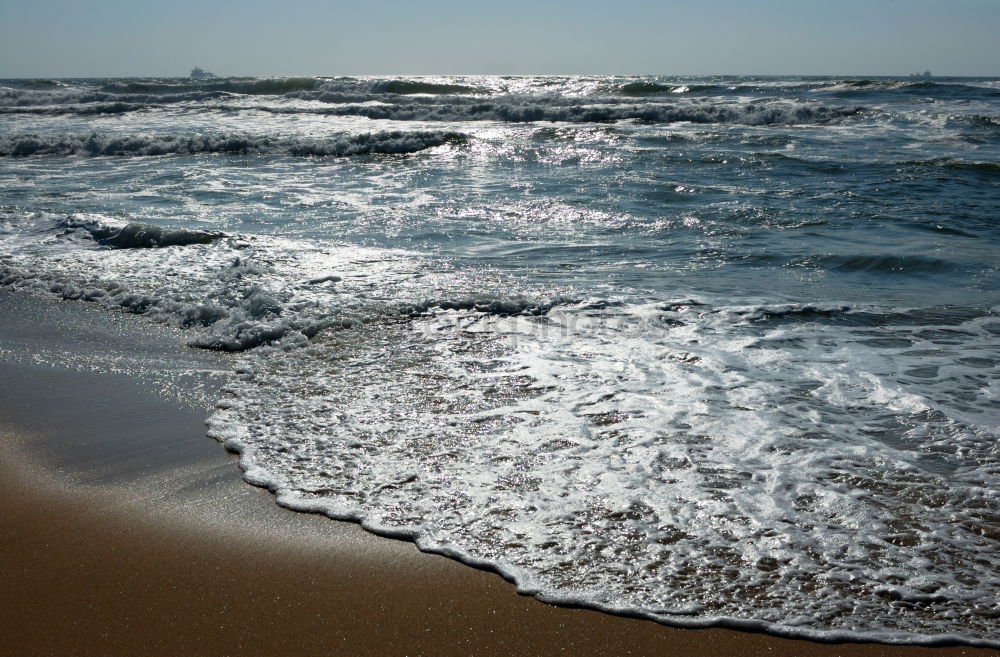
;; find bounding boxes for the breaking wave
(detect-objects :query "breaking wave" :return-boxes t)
[62,217,226,249]
[0,212,557,352]
[0,98,861,126]
[0,87,229,107]
[0,102,153,116]
[370,79,482,95]
[825,79,1000,100]
[607,81,723,95]
[617,82,685,95]
[263,100,863,125]
[100,77,322,96]
[0,131,467,157]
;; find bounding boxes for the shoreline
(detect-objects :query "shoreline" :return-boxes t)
[1,294,998,657]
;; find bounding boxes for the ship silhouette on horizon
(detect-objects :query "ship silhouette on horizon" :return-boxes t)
[190,66,216,79]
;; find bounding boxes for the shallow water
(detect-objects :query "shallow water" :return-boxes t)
[1,74,998,646]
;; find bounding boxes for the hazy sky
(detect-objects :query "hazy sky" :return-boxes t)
[1,0,997,78]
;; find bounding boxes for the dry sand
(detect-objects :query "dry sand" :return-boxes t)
[1,295,997,657]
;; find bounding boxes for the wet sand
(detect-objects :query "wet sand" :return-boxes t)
[1,295,997,657]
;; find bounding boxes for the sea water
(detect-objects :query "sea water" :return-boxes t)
[1,75,998,646]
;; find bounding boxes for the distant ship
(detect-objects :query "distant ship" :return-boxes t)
[909,70,932,78]
[190,66,216,79]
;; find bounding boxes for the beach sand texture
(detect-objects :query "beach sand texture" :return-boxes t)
[1,294,998,657]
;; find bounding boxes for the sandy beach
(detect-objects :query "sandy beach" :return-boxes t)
[1,294,997,657]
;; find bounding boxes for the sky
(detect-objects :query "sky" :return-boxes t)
[0,0,997,78]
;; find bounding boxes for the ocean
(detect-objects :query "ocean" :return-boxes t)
[1,74,998,647]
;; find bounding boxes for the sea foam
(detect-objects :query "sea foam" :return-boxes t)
[2,209,997,647]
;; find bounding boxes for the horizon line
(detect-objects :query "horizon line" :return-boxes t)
[1,72,995,80]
